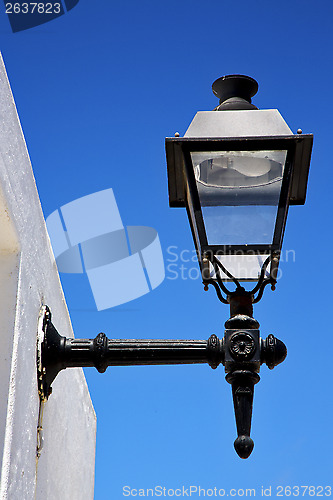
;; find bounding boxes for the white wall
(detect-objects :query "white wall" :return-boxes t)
[0,54,96,499]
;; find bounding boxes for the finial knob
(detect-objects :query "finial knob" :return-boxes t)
[212,74,259,110]
[234,435,254,459]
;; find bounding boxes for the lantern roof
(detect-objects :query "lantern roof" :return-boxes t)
[166,108,313,208]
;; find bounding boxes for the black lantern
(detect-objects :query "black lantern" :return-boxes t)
[166,75,313,288]
[38,75,313,460]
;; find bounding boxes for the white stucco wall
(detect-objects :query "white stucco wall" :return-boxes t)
[0,54,96,499]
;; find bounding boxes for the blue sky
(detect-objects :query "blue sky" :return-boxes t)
[0,0,332,497]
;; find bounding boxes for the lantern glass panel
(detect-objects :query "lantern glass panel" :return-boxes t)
[211,253,271,281]
[191,150,287,246]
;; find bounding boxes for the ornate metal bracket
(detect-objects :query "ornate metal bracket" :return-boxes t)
[222,302,287,458]
[37,303,286,458]
[203,254,278,305]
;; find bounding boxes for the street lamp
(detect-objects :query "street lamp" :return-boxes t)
[37,75,313,459]
[166,75,312,289]
[165,74,313,457]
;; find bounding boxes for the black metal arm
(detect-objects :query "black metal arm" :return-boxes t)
[37,301,286,459]
[37,306,225,400]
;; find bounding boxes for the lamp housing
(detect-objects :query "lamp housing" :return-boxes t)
[165,76,313,282]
